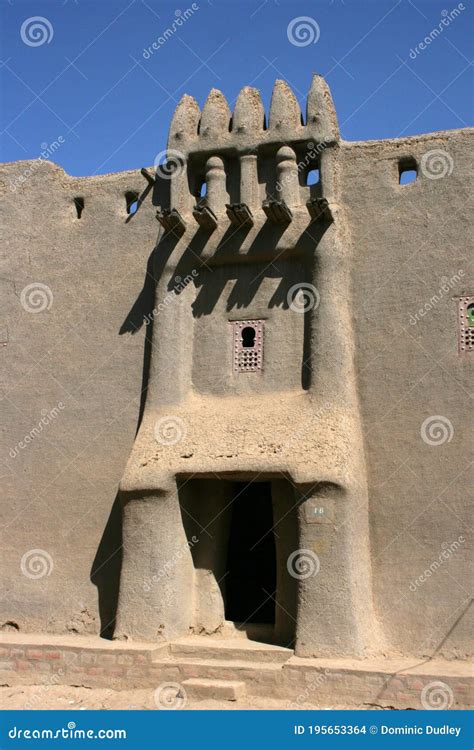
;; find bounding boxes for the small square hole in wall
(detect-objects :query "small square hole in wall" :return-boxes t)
[73,197,84,219]
[399,158,418,185]
[307,168,320,186]
[125,191,139,214]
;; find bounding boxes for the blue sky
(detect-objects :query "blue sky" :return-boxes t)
[1,0,472,176]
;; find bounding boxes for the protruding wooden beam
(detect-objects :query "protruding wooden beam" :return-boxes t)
[192,204,218,231]
[226,203,254,227]
[262,198,293,224]
[306,197,332,222]
[141,167,155,186]
[156,208,186,233]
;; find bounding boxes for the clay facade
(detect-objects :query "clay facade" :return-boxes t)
[1,76,472,660]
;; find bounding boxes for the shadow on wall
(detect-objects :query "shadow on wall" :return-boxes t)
[372,599,473,701]
[90,492,123,639]
[170,218,329,319]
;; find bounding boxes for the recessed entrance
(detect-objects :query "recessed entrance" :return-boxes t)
[225,481,276,625]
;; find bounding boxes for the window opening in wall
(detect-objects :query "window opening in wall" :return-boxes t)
[125,192,139,214]
[74,197,84,219]
[241,326,256,348]
[399,158,417,185]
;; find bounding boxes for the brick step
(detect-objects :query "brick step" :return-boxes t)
[168,637,292,664]
[150,658,284,694]
[153,657,283,673]
[182,677,246,702]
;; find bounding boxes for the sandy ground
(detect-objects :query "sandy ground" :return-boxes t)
[0,685,378,711]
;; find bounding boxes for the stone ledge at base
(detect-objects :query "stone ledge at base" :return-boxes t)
[183,678,246,702]
[0,633,471,709]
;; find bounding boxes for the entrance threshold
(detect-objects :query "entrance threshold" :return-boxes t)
[219,621,277,645]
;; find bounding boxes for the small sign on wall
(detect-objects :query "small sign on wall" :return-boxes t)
[304,499,335,525]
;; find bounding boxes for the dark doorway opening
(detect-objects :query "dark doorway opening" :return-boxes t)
[225,481,276,624]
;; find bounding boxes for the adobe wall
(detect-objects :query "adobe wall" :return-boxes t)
[340,129,473,658]
[0,160,157,638]
[0,118,472,656]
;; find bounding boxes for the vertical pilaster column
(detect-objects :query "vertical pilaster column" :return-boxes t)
[276,146,299,206]
[294,146,380,656]
[115,484,194,641]
[293,481,376,657]
[146,271,194,408]
[239,152,259,209]
[205,156,227,215]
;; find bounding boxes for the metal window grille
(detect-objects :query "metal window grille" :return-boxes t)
[458,296,474,354]
[231,320,264,372]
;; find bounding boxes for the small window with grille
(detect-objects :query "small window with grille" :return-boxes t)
[231,320,264,372]
[458,296,474,354]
